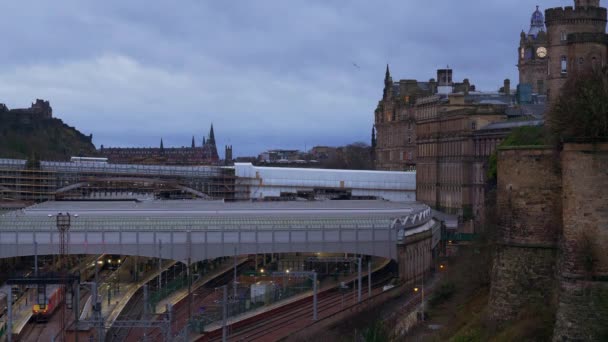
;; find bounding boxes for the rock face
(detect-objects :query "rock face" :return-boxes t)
[0,99,95,160]
[488,143,608,340]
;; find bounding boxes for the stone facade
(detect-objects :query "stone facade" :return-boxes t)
[488,147,561,321]
[488,143,608,340]
[553,143,608,341]
[545,1,608,104]
[518,6,549,94]
[415,92,509,232]
[373,65,429,171]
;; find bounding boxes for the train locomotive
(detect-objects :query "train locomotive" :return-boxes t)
[32,285,64,321]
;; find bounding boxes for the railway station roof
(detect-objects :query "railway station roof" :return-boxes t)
[0,200,430,232]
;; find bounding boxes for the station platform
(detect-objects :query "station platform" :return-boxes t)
[154,258,249,314]
[10,255,100,337]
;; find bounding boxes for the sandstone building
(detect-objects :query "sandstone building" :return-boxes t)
[99,124,221,165]
[544,0,608,103]
[518,6,549,95]
[415,78,517,232]
[374,67,473,171]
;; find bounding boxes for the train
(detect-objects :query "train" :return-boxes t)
[82,255,123,280]
[32,285,64,321]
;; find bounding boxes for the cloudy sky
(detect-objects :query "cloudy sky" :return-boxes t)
[0,0,573,157]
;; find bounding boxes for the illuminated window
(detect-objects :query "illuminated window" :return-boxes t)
[561,56,567,74]
[561,31,567,41]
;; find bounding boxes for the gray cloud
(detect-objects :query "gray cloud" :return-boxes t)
[0,0,574,157]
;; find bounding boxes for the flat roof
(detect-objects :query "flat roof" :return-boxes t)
[16,200,424,218]
[0,200,430,232]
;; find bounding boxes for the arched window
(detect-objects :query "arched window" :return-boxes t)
[561,56,568,74]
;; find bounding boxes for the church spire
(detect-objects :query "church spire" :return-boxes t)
[160,138,164,151]
[383,64,393,98]
[385,64,391,82]
[208,124,216,145]
[191,136,195,148]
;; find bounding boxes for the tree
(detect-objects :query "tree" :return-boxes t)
[550,67,608,142]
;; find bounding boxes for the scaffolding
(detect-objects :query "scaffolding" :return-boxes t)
[0,158,238,204]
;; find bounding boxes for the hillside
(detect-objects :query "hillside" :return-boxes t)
[0,110,96,161]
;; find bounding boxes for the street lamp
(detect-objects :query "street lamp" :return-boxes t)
[413,278,425,321]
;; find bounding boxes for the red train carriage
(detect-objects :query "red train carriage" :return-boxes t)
[32,285,64,321]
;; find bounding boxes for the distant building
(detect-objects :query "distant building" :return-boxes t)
[0,99,53,119]
[99,124,220,165]
[258,149,303,163]
[374,66,474,171]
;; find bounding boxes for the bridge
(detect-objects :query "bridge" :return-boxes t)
[0,200,434,261]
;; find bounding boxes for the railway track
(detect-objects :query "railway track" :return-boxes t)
[118,261,251,342]
[202,263,395,342]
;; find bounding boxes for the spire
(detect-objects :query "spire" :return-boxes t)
[203,137,206,146]
[160,138,164,151]
[384,64,392,83]
[371,126,376,148]
[383,64,393,98]
[208,124,216,145]
[191,136,195,148]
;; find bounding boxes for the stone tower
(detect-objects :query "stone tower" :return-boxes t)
[518,6,548,94]
[545,0,607,104]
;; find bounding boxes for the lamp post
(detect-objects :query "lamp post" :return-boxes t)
[413,275,425,321]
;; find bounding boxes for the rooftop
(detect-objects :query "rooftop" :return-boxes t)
[0,200,430,231]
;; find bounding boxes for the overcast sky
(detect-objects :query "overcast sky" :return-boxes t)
[0,0,574,157]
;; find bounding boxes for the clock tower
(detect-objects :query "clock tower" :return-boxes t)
[518,6,549,95]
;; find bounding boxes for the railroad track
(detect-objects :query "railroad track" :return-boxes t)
[202,263,395,342]
[124,261,251,341]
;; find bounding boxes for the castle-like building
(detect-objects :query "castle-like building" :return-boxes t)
[99,124,225,165]
[518,6,549,95]
[0,99,53,119]
[518,1,608,104]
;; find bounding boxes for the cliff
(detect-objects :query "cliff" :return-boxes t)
[0,106,96,161]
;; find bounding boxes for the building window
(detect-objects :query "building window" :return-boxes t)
[579,57,584,65]
[471,121,477,130]
[561,31,567,41]
[561,56,567,74]
[408,137,411,143]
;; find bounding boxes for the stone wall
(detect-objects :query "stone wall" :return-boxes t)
[488,147,561,322]
[488,143,608,339]
[553,143,608,341]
